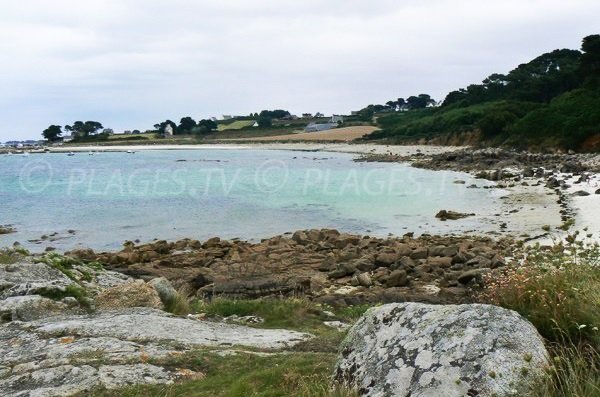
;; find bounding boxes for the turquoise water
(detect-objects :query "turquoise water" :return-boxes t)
[0,149,499,251]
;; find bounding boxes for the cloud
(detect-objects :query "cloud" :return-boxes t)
[1,0,598,140]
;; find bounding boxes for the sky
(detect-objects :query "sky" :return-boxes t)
[1,0,599,141]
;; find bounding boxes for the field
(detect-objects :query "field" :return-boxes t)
[223,126,379,142]
[216,120,256,131]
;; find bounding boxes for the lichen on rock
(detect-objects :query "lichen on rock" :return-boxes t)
[334,302,549,397]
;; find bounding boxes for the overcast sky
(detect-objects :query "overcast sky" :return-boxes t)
[1,0,598,141]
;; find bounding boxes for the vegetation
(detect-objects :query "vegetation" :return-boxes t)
[362,34,600,151]
[476,233,600,396]
[91,350,355,397]
[42,125,63,142]
[88,297,365,397]
[216,119,256,131]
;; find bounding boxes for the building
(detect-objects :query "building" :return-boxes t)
[164,124,174,137]
[330,115,344,124]
[301,113,313,119]
[62,135,74,143]
[304,122,338,133]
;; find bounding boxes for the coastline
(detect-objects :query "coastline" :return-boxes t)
[2,142,597,245]
[28,142,598,243]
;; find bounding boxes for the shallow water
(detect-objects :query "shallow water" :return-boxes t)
[0,149,501,251]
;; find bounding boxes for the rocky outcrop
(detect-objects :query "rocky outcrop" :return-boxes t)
[80,230,513,307]
[435,210,475,221]
[0,308,311,396]
[0,261,75,300]
[94,280,163,311]
[0,225,15,235]
[334,303,548,397]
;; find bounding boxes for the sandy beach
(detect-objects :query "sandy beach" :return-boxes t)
[47,141,467,156]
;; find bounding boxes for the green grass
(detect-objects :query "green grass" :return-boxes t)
[534,343,600,397]
[189,298,371,354]
[87,298,365,397]
[216,120,256,131]
[192,298,368,333]
[0,248,29,264]
[164,288,192,316]
[89,351,355,397]
[108,133,154,140]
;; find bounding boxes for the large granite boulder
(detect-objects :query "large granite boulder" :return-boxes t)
[334,303,548,397]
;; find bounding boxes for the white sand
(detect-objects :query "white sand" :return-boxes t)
[47,142,466,156]
[562,173,600,239]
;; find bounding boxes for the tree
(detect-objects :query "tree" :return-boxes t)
[197,119,217,131]
[406,94,436,109]
[257,116,272,128]
[177,117,197,134]
[65,121,104,137]
[580,34,600,83]
[259,109,290,119]
[155,120,177,136]
[386,101,397,110]
[42,125,62,142]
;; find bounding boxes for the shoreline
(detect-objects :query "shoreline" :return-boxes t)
[2,142,598,247]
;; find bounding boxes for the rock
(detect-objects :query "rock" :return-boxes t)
[0,295,79,322]
[427,256,453,268]
[435,210,475,221]
[572,190,591,197]
[410,247,428,260]
[66,248,96,261]
[0,225,15,235]
[392,256,415,270]
[324,321,352,331]
[0,261,75,299]
[457,269,484,285]
[429,245,458,257]
[0,308,311,395]
[386,270,408,288]
[94,280,163,311]
[334,303,548,397]
[522,167,534,178]
[21,308,311,350]
[222,315,265,325]
[375,252,399,267]
[149,277,178,305]
[596,188,600,195]
[356,272,373,287]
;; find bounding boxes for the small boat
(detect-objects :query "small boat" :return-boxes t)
[126,150,135,154]
[67,152,75,156]
[88,151,94,156]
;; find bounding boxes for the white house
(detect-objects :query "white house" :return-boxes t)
[330,115,344,124]
[164,124,174,136]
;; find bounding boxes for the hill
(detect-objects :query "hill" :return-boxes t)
[362,34,600,152]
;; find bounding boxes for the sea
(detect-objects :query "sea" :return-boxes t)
[0,149,502,251]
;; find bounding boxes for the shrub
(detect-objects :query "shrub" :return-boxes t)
[477,236,600,345]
